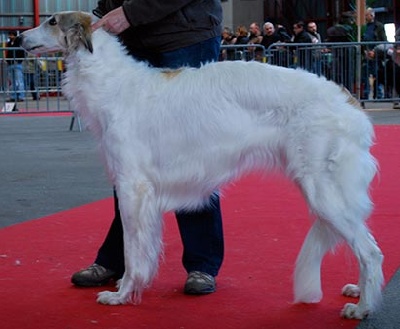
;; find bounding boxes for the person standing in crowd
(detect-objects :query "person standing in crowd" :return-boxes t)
[306,21,321,44]
[71,0,225,296]
[220,26,237,61]
[247,22,263,61]
[260,22,291,66]
[306,21,322,75]
[361,7,387,100]
[325,12,356,89]
[292,21,312,69]
[6,31,25,102]
[235,25,249,45]
[261,22,291,49]
[393,28,400,108]
[292,21,312,44]
[223,25,249,61]
[248,22,263,44]
[326,12,355,43]
[368,28,400,108]
[23,54,40,101]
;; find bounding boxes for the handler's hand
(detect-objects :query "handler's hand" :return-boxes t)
[92,7,130,34]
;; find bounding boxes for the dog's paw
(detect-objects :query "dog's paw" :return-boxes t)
[341,303,369,319]
[294,286,322,304]
[97,290,131,305]
[341,284,360,298]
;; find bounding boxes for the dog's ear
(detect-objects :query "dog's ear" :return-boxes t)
[77,22,93,53]
[59,12,93,53]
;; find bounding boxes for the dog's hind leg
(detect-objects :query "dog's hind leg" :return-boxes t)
[97,181,163,305]
[294,148,383,319]
[339,227,383,319]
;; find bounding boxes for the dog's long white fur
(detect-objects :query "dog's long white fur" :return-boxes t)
[20,12,384,319]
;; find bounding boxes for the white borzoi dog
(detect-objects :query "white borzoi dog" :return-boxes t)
[19,12,384,319]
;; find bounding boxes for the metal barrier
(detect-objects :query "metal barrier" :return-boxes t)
[2,42,399,114]
[1,47,67,113]
[221,41,400,105]
[220,44,267,62]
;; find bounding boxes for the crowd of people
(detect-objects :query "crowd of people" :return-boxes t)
[220,19,324,62]
[219,8,399,106]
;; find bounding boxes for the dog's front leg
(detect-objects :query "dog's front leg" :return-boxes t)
[97,181,163,305]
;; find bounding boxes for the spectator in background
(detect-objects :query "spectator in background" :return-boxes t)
[220,27,237,61]
[292,21,312,69]
[220,25,254,61]
[6,31,25,102]
[261,22,291,66]
[361,7,387,99]
[368,28,400,108]
[223,25,249,61]
[326,12,355,43]
[23,54,40,101]
[235,25,249,45]
[247,22,263,61]
[292,21,312,43]
[393,28,400,109]
[306,21,323,75]
[261,22,291,49]
[248,22,262,44]
[325,12,356,90]
[306,21,321,44]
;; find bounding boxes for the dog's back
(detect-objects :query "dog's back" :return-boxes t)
[64,32,378,244]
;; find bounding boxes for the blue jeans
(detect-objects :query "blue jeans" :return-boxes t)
[25,72,40,100]
[8,63,25,100]
[96,36,224,278]
[362,59,384,99]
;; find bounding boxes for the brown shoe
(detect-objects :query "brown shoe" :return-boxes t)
[71,263,116,287]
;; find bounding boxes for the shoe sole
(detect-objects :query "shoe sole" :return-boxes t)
[71,277,113,287]
[184,286,216,295]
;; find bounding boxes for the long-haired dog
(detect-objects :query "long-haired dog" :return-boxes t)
[19,12,384,319]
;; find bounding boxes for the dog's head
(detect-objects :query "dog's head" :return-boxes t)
[19,11,93,55]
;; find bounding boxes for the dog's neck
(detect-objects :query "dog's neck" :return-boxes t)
[61,29,150,137]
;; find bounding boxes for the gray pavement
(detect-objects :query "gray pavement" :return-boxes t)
[0,114,111,227]
[0,103,399,327]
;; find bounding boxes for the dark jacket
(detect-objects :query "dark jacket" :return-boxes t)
[361,20,387,43]
[94,0,222,53]
[326,24,355,42]
[6,37,25,64]
[360,20,387,52]
[261,27,291,49]
[293,30,312,44]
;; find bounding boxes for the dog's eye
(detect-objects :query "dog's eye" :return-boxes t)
[49,17,57,26]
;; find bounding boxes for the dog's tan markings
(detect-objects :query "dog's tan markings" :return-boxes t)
[341,86,362,109]
[161,69,182,79]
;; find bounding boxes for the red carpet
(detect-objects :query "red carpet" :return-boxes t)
[1,125,399,329]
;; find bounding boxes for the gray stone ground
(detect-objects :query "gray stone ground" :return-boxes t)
[0,100,399,327]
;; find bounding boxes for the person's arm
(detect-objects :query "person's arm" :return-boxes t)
[376,23,387,42]
[92,0,195,35]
